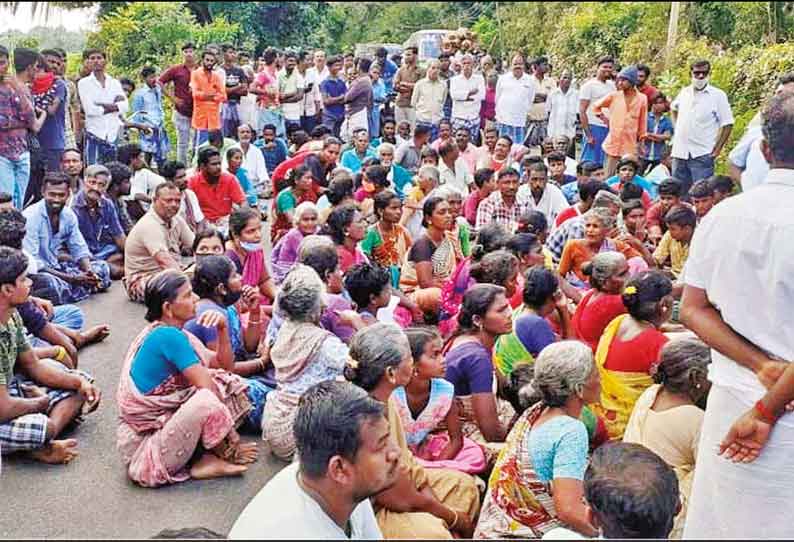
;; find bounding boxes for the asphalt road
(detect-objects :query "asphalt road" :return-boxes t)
[1,282,288,539]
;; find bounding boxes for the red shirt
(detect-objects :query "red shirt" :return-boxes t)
[604,326,668,374]
[159,64,193,117]
[639,84,659,102]
[188,171,245,221]
[572,290,627,352]
[463,189,484,226]
[270,151,311,193]
[554,205,582,228]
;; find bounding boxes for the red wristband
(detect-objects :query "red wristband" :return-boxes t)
[755,400,778,424]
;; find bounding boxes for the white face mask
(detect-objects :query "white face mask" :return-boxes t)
[692,76,709,90]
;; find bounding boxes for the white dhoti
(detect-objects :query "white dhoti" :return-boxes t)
[340,109,369,143]
[684,383,794,539]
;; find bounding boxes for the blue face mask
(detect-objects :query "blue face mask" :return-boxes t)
[240,241,260,252]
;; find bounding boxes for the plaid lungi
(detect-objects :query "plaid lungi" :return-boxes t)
[496,122,525,147]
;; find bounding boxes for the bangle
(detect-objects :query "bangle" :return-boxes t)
[54,346,66,362]
[257,358,266,372]
[755,400,778,424]
[446,509,459,531]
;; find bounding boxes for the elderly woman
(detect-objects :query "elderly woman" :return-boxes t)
[572,252,630,352]
[623,338,711,538]
[377,142,414,200]
[493,266,572,379]
[117,270,258,488]
[558,207,648,288]
[400,165,440,240]
[271,201,320,283]
[591,270,673,441]
[443,284,515,465]
[261,265,349,460]
[345,323,481,539]
[475,341,601,539]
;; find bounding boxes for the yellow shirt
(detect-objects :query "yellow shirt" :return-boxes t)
[653,231,690,278]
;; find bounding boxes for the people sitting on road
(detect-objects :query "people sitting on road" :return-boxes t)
[188,146,247,235]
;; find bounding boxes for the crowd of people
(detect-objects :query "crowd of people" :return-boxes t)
[1,32,793,539]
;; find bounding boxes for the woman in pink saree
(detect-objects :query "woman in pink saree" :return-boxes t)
[116,270,258,488]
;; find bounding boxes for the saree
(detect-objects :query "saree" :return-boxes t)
[361,223,412,288]
[116,322,251,488]
[492,307,536,378]
[392,379,487,475]
[588,314,655,441]
[474,403,561,539]
[571,289,626,353]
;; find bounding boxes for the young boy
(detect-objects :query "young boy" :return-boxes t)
[653,204,696,279]
[708,174,734,205]
[689,179,715,221]
[641,92,673,175]
[463,167,496,227]
[565,160,605,204]
[546,151,577,188]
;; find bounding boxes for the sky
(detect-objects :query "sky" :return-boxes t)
[0,3,99,33]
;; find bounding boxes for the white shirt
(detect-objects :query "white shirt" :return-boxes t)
[411,78,448,124]
[728,123,768,192]
[301,69,322,117]
[542,527,589,540]
[307,65,330,83]
[125,168,164,210]
[517,182,570,225]
[684,168,794,399]
[279,71,305,121]
[449,72,485,121]
[546,86,579,139]
[495,71,535,127]
[439,157,473,197]
[179,188,205,225]
[671,84,734,159]
[229,463,383,540]
[240,142,270,188]
[78,72,129,142]
[579,78,615,128]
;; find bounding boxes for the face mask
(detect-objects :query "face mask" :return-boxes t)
[692,77,708,90]
[240,241,260,252]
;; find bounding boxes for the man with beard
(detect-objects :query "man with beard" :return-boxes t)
[160,43,197,164]
[22,172,111,305]
[237,123,269,205]
[218,44,248,139]
[190,49,226,152]
[516,161,569,226]
[230,380,398,539]
[475,167,528,233]
[188,147,246,234]
[123,181,194,302]
[59,148,83,202]
[71,164,126,279]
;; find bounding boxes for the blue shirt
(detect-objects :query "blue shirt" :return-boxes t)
[644,112,673,161]
[71,190,124,255]
[254,137,288,174]
[528,415,589,482]
[184,300,246,360]
[23,199,92,270]
[233,167,258,206]
[129,326,200,394]
[340,148,376,174]
[381,59,398,94]
[37,78,67,150]
[561,181,580,205]
[131,84,165,127]
[606,174,659,200]
[319,76,347,119]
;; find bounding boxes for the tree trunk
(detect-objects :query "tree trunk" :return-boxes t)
[665,1,682,69]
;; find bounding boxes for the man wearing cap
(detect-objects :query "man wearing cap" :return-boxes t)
[592,65,648,177]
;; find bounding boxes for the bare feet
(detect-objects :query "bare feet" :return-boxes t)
[76,325,111,348]
[30,439,78,464]
[232,442,259,465]
[190,452,248,480]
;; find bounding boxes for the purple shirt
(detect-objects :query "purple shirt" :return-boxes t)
[71,190,124,255]
[444,340,494,396]
[0,83,35,160]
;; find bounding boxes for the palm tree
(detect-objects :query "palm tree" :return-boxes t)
[0,2,96,20]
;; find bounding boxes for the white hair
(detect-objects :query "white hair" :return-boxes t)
[276,264,326,323]
[293,201,319,226]
[533,341,594,407]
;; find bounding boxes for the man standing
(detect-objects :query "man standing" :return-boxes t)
[190,49,226,151]
[159,42,196,164]
[476,167,527,233]
[670,60,734,196]
[188,147,246,233]
[320,55,347,138]
[516,161,569,226]
[298,51,322,135]
[341,58,373,142]
[230,380,396,539]
[39,50,68,173]
[250,48,284,138]
[546,69,578,142]
[23,172,111,305]
[393,46,422,130]
[579,55,616,167]
[593,65,648,176]
[218,44,248,139]
[376,47,399,95]
[278,52,305,135]
[78,48,128,166]
[0,47,45,209]
[450,54,485,146]
[123,182,194,302]
[680,91,794,539]
[636,64,659,102]
[526,56,556,151]
[307,49,329,83]
[411,60,447,142]
[131,66,170,171]
[495,53,535,148]
[71,164,126,279]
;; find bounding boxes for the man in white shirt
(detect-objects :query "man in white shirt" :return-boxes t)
[526,56,557,151]
[680,90,794,539]
[230,381,400,540]
[117,142,163,221]
[298,50,323,134]
[278,52,305,134]
[578,56,616,167]
[307,49,330,83]
[438,140,473,197]
[237,123,269,204]
[411,60,448,141]
[495,53,535,148]
[449,54,485,145]
[547,70,579,141]
[78,48,128,165]
[670,59,734,197]
[517,161,569,225]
